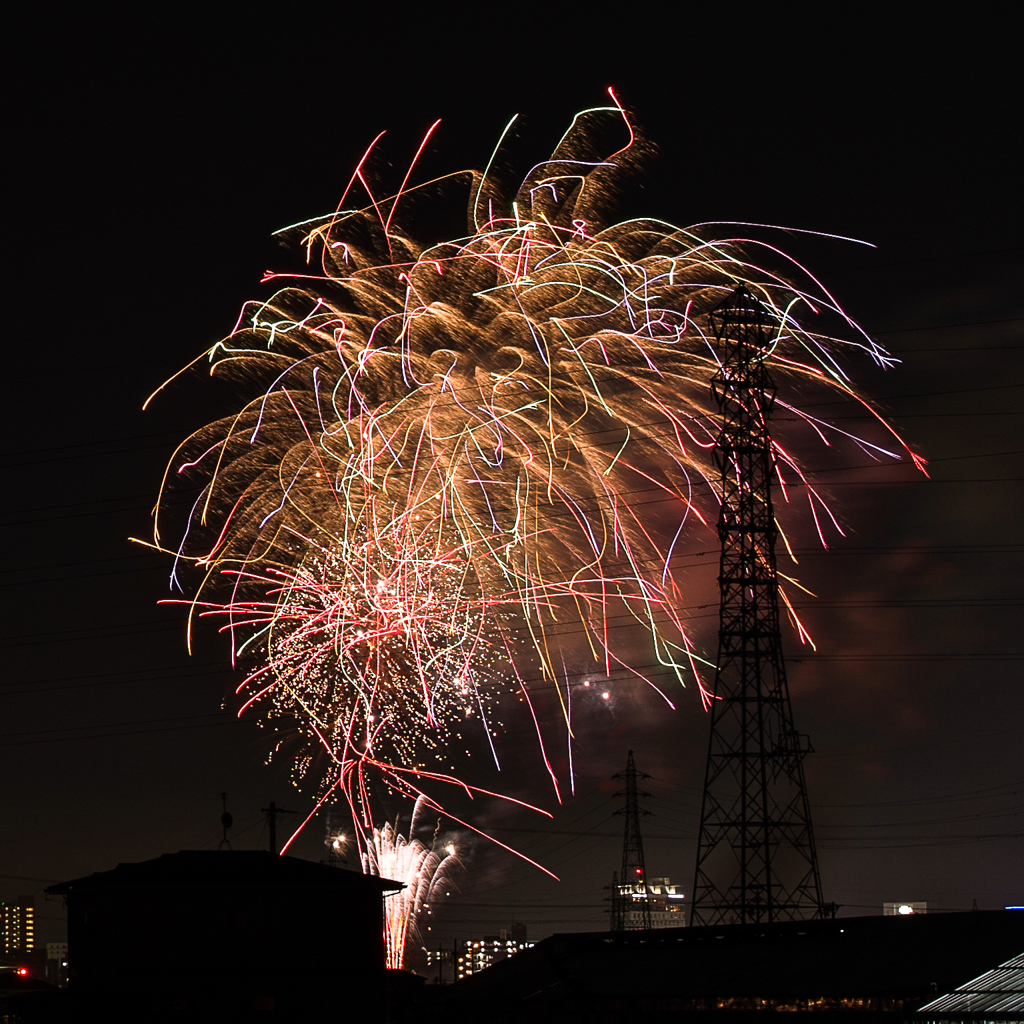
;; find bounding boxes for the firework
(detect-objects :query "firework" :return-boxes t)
[143,92,919,850]
[324,807,349,864]
[363,797,460,970]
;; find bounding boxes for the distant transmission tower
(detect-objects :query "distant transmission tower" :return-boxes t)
[611,750,652,931]
[690,285,826,926]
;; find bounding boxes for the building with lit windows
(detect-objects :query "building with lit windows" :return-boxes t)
[616,877,686,929]
[456,924,533,979]
[0,896,34,954]
[423,947,451,972]
[883,900,927,915]
[44,942,69,987]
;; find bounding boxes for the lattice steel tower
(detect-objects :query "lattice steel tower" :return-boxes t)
[690,285,826,926]
[611,750,652,931]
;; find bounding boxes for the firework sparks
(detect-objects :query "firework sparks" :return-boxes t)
[141,92,920,852]
[363,797,460,970]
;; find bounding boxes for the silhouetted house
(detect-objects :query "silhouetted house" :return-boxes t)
[47,850,400,1021]
[443,909,1024,1022]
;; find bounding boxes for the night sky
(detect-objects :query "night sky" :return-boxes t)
[6,9,1021,956]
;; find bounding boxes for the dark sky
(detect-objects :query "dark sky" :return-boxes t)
[5,9,1021,954]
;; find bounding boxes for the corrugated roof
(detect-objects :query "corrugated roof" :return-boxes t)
[918,951,1024,1015]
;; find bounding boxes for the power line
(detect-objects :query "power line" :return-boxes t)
[4,658,1020,747]
[5,365,1021,467]
[6,586,1021,651]
[6,467,1022,533]
[831,245,1023,273]
[0,719,235,748]
[3,541,1018,577]
[7,423,1021,526]
[873,316,1023,335]
[896,345,1022,352]
[2,542,1019,595]
[815,781,1024,809]
[0,712,230,740]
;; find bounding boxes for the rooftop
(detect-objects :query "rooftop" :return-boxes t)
[46,850,402,894]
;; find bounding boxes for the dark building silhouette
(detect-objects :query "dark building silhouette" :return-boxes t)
[48,850,400,1021]
[442,909,1024,1022]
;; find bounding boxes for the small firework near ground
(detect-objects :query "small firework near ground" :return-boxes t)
[363,797,461,970]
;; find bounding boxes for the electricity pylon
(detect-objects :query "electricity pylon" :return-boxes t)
[611,750,652,931]
[690,285,826,926]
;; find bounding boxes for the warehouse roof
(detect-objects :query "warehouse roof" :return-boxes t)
[919,950,1024,1018]
[448,909,1024,1010]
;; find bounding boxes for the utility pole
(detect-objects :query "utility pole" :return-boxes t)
[691,284,825,926]
[611,750,652,931]
[262,801,296,856]
[218,793,233,850]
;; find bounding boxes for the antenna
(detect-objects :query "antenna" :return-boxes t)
[261,801,297,856]
[218,792,233,850]
[611,750,652,931]
[691,284,825,926]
